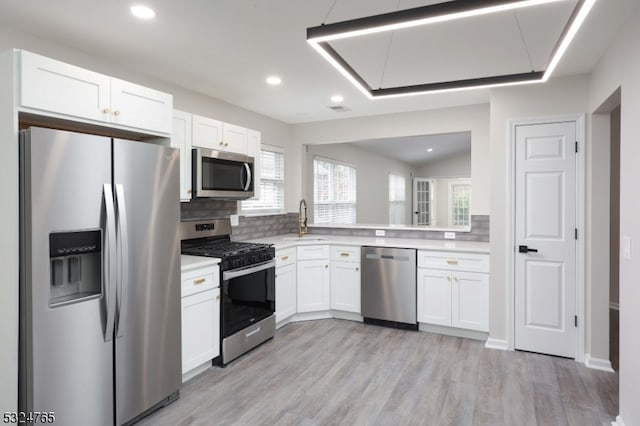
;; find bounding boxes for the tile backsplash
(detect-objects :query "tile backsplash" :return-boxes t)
[231,213,299,241]
[180,201,489,243]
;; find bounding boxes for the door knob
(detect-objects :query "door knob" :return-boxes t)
[519,245,538,253]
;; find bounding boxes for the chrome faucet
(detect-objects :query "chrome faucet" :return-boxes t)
[298,199,308,237]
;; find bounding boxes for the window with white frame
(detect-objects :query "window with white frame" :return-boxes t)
[449,180,471,226]
[241,146,285,214]
[388,174,406,225]
[313,157,356,224]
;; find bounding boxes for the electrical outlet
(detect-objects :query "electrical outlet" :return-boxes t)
[230,214,239,227]
[444,232,456,240]
[623,236,632,260]
[375,229,385,237]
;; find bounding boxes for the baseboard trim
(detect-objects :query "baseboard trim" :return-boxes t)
[610,302,620,311]
[585,354,615,373]
[612,414,626,426]
[484,337,509,351]
[418,323,489,341]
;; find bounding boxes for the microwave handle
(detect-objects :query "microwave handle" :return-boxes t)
[243,163,252,191]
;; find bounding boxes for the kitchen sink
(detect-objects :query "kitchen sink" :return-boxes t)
[282,236,326,241]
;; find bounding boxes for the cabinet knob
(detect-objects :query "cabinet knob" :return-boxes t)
[187,189,192,194]
[194,278,206,285]
[216,295,220,300]
[113,110,121,116]
[325,265,328,268]
[224,142,229,147]
[454,277,459,282]
[102,108,110,114]
[446,276,451,282]
[219,141,224,146]
[356,267,359,271]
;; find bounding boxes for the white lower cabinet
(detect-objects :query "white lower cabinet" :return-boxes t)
[181,287,220,373]
[181,262,220,378]
[417,250,489,332]
[275,248,297,323]
[330,246,360,313]
[297,245,330,313]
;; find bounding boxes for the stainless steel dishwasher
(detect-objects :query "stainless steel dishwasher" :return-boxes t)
[361,246,417,330]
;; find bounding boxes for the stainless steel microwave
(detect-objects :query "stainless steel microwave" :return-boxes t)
[192,148,254,199]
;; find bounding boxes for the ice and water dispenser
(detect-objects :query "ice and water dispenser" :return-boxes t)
[49,230,102,306]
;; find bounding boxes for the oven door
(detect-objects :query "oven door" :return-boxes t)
[193,148,254,199]
[221,260,275,337]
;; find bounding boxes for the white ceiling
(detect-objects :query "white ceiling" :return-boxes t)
[0,0,636,124]
[351,132,470,166]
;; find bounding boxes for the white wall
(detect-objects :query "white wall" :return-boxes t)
[488,74,590,347]
[415,150,471,178]
[609,106,620,306]
[588,4,640,424]
[291,104,490,216]
[305,143,415,225]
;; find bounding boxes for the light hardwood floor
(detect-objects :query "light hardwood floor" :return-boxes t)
[138,319,618,426]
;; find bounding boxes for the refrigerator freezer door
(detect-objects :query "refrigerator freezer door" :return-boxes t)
[19,128,114,426]
[113,140,181,425]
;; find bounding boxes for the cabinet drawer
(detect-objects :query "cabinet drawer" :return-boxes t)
[276,247,296,267]
[182,266,219,297]
[417,250,489,273]
[330,245,360,262]
[296,245,329,261]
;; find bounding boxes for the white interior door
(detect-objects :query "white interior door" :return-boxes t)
[413,178,434,225]
[514,121,577,358]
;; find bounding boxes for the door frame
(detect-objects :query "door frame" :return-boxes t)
[507,114,586,362]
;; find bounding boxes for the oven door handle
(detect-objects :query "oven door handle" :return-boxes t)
[223,260,275,280]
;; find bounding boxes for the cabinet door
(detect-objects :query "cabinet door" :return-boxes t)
[181,288,220,374]
[330,261,360,313]
[452,272,489,332]
[110,78,173,134]
[297,259,330,313]
[20,50,111,123]
[172,110,193,201]
[276,263,296,322]
[417,268,452,326]
[222,122,248,154]
[192,114,223,150]
[247,129,261,199]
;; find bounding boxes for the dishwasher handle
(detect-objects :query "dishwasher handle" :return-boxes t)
[365,253,411,262]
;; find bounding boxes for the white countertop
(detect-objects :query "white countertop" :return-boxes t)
[181,255,221,272]
[247,233,489,253]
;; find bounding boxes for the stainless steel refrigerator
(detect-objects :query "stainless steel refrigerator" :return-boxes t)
[19,127,181,426]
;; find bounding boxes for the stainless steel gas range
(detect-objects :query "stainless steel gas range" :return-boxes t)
[180,219,275,366]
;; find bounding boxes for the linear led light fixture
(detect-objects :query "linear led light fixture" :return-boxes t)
[307,0,596,99]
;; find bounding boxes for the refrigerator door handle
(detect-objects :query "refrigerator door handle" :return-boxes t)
[115,184,130,338]
[103,184,117,342]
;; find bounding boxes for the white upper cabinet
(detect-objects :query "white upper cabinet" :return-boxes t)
[19,50,172,135]
[192,114,250,156]
[171,110,193,201]
[222,122,248,154]
[192,114,223,150]
[110,78,172,134]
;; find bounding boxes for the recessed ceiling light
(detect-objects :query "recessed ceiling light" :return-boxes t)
[427,148,433,152]
[330,95,344,103]
[130,5,156,20]
[266,76,282,86]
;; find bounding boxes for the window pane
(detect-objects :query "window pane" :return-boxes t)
[241,148,284,213]
[313,158,356,224]
[451,183,470,226]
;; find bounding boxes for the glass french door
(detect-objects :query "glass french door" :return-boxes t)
[412,178,434,226]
